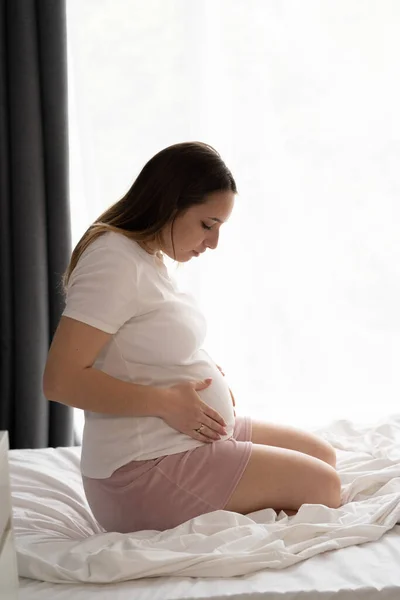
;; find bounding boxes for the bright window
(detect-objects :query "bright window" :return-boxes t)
[67,1,400,441]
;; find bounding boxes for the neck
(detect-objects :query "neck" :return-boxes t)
[138,240,157,255]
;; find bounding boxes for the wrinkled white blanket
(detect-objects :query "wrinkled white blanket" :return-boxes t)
[9,414,400,583]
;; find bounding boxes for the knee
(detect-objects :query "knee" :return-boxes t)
[314,440,337,469]
[303,463,341,510]
[321,468,342,509]
[321,443,337,469]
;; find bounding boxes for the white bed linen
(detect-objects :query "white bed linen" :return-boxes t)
[18,524,400,600]
[9,414,400,588]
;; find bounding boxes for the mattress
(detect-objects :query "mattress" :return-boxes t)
[10,413,400,599]
[18,525,400,600]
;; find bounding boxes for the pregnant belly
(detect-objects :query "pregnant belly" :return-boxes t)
[100,355,236,433]
[180,361,236,434]
[198,375,234,429]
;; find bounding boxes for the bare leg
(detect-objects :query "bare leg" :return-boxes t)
[250,420,337,468]
[225,444,341,515]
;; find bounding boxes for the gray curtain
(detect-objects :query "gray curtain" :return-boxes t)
[0,0,75,449]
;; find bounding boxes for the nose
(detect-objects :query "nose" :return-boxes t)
[206,229,219,250]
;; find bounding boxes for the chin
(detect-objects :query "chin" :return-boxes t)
[166,250,196,263]
[178,255,193,263]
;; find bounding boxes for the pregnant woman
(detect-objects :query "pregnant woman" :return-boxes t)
[43,142,341,533]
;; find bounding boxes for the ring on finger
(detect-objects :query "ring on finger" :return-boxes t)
[194,424,205,434]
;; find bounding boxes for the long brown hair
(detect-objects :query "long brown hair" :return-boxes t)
[63,141,237,290]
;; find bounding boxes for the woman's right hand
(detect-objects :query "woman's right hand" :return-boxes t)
[159,379,228,443]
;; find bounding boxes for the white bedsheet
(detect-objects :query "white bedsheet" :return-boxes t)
[9,414,400,584]
[17,525,400,600]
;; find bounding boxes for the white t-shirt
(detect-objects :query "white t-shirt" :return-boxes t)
[62,231,235,478]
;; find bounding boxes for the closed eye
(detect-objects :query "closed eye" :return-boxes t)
[202,222,213,230]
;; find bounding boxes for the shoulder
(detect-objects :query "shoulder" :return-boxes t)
[68,231,148,292]
[82,231,145,267]
[64,231,145,329]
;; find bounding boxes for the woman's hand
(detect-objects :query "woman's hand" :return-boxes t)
[216,364,236,416]
[160,379,228,443]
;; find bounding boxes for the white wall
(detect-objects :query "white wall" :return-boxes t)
[67,0,400,436]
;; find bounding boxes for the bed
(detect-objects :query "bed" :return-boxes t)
[4,414,400,600]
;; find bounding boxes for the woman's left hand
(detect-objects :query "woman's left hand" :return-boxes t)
[216,364,236,416]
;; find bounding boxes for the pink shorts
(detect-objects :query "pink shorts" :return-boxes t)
[82,416,252,533]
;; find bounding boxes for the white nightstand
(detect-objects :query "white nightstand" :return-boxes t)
[0,432,19,599]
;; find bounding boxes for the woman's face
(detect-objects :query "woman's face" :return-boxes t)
[161,190,235,262]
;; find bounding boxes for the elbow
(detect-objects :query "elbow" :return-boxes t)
[42,370,59,401]
[43,363,83,409]
[42,365,67,403]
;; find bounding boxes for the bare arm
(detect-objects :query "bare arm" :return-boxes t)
[43,316,165,417]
